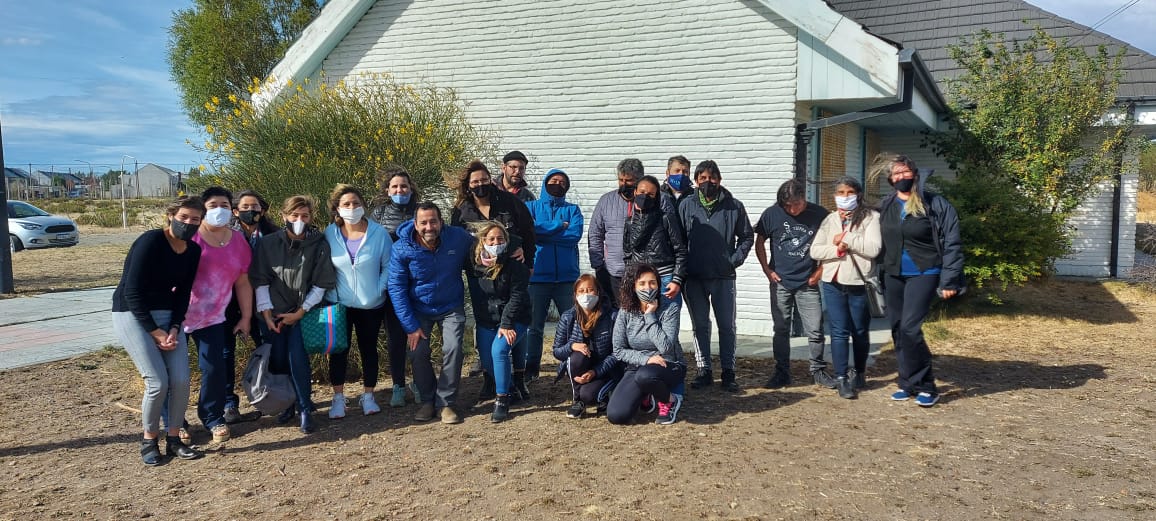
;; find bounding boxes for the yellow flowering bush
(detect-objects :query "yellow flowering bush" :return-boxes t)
[192,72,496,222]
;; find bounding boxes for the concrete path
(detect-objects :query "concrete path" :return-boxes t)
[0,287,892,371]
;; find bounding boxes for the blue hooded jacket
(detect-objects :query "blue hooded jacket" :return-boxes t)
[526,168,583,284]
[386,220,474,334]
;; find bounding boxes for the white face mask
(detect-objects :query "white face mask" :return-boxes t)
[338,207,365,225]
[483,242,507,256]
[835,195,859,211]
[204,207,232,228]
[576,293,599,311]
[288,220,306,235]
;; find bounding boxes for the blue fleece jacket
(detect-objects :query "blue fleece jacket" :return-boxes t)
[386,220,474,334]
[527,169,584,284]
[324,220,392,310]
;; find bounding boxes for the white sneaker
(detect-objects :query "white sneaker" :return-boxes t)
[329,393,347,419]
[361,392,381,416]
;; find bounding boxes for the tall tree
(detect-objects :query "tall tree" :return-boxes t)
[167,0,320,126]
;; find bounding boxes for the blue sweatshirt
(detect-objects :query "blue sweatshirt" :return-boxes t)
[324,220,392,310]
[526,169,584,284]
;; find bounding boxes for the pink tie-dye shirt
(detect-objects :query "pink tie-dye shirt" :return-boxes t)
[183,230,252,332]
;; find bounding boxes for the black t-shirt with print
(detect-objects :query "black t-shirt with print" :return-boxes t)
[754,202,829,290]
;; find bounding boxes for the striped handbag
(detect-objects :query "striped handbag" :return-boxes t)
[301,302,350,355]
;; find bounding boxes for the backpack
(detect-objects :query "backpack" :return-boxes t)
[242,342,297,415]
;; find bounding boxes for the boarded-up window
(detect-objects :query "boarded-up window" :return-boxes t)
[816,111,845,211]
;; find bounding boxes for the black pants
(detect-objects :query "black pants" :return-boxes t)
[883,273,938,394]
[595,267,622,309]
[328,305,384,388]
[568,351,609,404]
[382,293,409,385]
[606,363,686,425]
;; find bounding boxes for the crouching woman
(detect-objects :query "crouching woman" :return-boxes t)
[552,273,620,419]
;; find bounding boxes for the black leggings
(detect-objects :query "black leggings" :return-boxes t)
[606,363,686,425]
[883,273,938,394]
[568,351,608,404]
[382,292,408,385]
[328,305,384,388]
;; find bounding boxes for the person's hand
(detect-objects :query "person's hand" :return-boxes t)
[571,342,590,357]
[663,281,681,299]
[511,247,525,262]
[407,329,428,350]
[763,266,781,284]
[836,241,850,254]
[562,221,570,229]
[276,308,304,327]
[573,370,596,384]
[642,300,659,315]
[263,311,281,334]
[157,327,179,351]
[149,328,168,347]
[498,327,517,345]
[807,266,823,286]
[833,232,846,245]
[646,354,667,367]
[940,289,958,300]
[233,319,251,338]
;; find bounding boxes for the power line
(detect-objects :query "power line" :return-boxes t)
[1067,0,1141,48]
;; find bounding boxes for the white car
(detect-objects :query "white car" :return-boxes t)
[7,200,80,252]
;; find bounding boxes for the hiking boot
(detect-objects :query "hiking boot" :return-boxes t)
[140,438,162,466]
[812,370,838,389]
[639,394,656,413]
[478,372,496,403]
[512,371,532,401]
[491,395,510,423]
[414,402,435,422]
[721,369,739,393]
[566,400,586,419]
[360,392,381,416]
[764,369,791,389]
[656,393,683,425]
[223,407,242,424]
[211,423,231,443]
[851,369,867,390]
[328,393,347,419]
[915,392,940,408]
[440,406,463,425]
[166,436,202,460]
[837,376,857,399]
[468,358,483,377]
[690,368,713,389]
[390,384,406,408]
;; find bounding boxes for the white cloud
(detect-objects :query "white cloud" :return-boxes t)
[70,6,126,31]
[2,37,43,46]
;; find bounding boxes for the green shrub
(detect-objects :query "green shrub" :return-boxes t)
[75,209,131,228]
[190,73,497,219]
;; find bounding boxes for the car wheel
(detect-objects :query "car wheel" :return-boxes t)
[9,235,23,253]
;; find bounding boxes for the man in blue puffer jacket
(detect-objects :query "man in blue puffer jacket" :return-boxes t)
[523,168,584,381]
[387,202,475,424]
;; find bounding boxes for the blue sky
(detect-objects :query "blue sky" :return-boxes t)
[1,0,1155,176]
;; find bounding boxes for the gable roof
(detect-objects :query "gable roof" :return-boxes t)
[3,168,29,180]
[827,0,1156,99]
[136,163,179,177]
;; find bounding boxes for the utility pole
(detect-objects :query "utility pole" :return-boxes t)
[1,112,16,293]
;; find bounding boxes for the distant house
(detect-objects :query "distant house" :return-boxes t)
[131,163,180,198]
[828,0,1156,278]
[3,167,32,200]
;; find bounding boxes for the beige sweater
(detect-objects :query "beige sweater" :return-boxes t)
[810,210,882,285]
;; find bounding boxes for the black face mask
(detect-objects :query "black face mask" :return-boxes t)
[634,194,656,211]
[545,184,568,198]
[698,182,720,199]
[237,210,261,225]
[170,219,197,241]
[618,184,635,199]
[471,184,494,199]
[893,178,915,193]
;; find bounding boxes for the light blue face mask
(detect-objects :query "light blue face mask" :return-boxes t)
[391,193,411,205]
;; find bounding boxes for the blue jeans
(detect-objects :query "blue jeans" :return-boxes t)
[660,273,683,325]
[190,322,229,429]
[476,323,529,395]
[821,281,871,378]
[526,282,574,377]
[261,320,313,412]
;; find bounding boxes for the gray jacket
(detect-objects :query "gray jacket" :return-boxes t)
[612,301,685,368]
[589,189,675,277]
[249,228,337,315]
[678,187,754,279]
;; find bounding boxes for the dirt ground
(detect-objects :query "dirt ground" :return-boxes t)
[1,279,1154,520]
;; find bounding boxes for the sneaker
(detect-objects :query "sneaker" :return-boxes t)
[566,400,586,419]
[329,393,347,419]
[440,406,463,425]
[223,407,242,424]
[656,394,683,425]
[812,370,838,389]
[414,402,435,422]
[211,423,231,442]
[639,394,656,414]
[764,369,791,389]
[491,395,510,423]
[390,384,406,408]
[915,392,940,407]
[891,389,913,401]
[595,400,608,417]
[690,368,713,389]
[361,392,381,416]
[721,369,739,393]
[836,376,857,400]
[408,381,424,404]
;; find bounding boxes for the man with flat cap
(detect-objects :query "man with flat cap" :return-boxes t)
[496,150,537,203]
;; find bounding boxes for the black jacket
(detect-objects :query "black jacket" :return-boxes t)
[878,190,964,291]
[451,191,537,270]
[678,187,754,279]
[622,204,689,285]
[467,258,532,329]
[551,299,620,380]
[370,200,417,241]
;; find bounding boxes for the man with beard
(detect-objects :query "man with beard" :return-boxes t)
[496,150,536,202]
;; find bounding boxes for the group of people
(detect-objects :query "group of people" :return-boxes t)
[111,151,963,466]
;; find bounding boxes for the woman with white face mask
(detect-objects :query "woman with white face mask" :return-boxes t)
[810,177,882,400]
[551,274,621,419]
[466,221,531,422]
[324,184,394,419]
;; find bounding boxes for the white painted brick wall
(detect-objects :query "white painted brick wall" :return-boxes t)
[322,0,800,336]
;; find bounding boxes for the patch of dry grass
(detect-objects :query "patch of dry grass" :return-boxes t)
[1138,191,1156,224]
[6,242,130,297]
